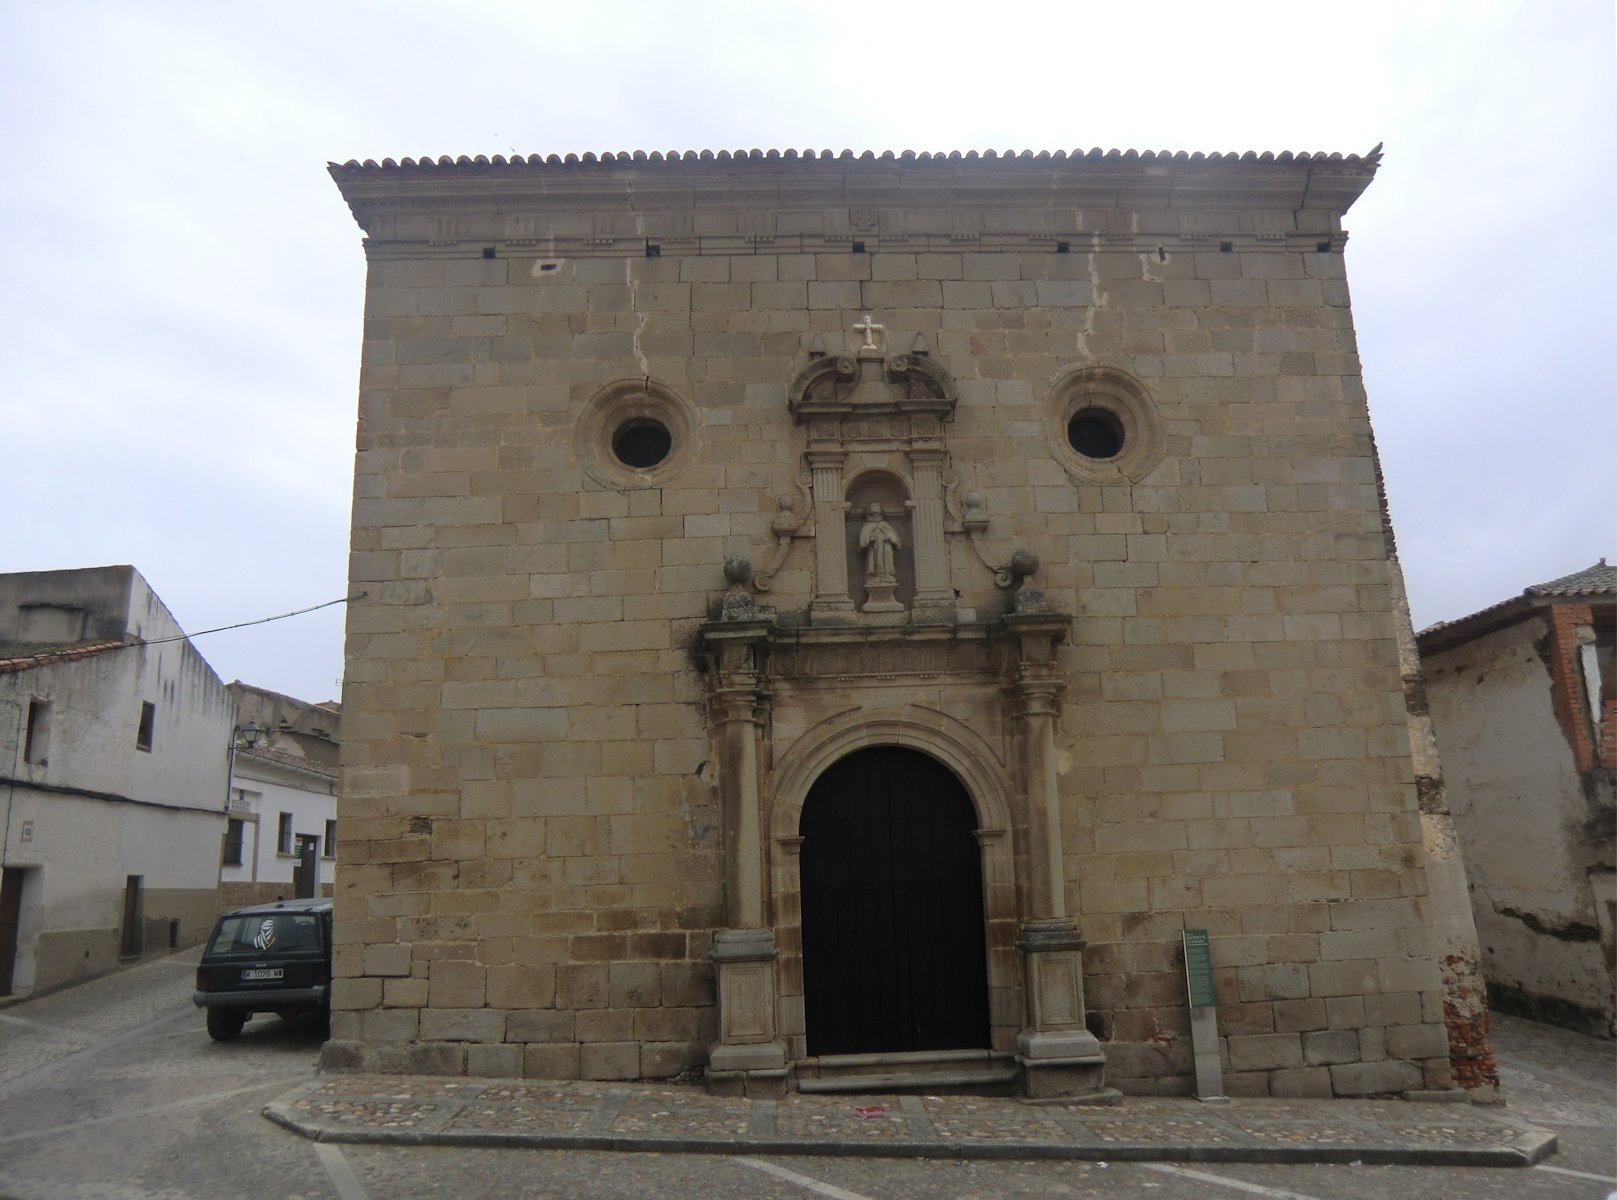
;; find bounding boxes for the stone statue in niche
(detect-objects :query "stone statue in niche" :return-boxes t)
[857,504,904,613]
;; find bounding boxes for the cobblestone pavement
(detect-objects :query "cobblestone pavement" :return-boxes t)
[266,1074,1557,1166]
[0,950,1611,1198]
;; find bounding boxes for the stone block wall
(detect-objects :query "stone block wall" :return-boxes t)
[327,154,1452,1095]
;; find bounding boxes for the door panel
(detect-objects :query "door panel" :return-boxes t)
[120,876,143,959]
[0,869,23,996]
[293,836,319,899]
[800,747,990,1056]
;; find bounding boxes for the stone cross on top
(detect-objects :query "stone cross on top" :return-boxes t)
[852,312,884,353]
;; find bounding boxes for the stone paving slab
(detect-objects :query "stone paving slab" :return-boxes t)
[264,1075,1558,1167]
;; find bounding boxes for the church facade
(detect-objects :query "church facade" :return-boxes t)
[326,147,1465,1098]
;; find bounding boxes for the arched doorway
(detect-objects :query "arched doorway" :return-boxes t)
[799,746,990,1056]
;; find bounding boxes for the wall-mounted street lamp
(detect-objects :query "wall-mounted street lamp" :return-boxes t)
[224,720,265,814]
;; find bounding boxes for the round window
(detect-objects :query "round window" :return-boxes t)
[1045,364,1164,484]
[612,419,672,469]
[1067,408,1124,460]
[576,377,698,489]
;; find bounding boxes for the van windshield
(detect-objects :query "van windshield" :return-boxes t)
[208,912,323,955]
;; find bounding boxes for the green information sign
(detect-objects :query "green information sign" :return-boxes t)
[1182,928,1215,1009]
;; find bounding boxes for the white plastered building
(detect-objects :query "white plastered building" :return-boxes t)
[221,682,340,905]
[0,566,231,997]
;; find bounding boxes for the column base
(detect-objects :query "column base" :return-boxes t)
[708,928,786,1097]
[1016,919,1108,1099]
[706,1040,789,1097]
[1016,1028,1109,1099]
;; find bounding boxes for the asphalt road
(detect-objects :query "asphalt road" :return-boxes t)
[0,949,1611,1200]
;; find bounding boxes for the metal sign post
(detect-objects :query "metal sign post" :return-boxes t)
[1182,928,1227,1102]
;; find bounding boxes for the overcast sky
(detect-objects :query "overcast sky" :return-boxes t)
[2,1,1612,704]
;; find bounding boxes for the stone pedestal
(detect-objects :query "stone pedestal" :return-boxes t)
[861,581,903,613]
[1016,919,1108,1099]
[707,928,788,1096]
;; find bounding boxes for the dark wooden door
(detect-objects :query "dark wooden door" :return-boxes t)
[119,876,143,959]
[0,868,24,996]
[293,835,319,899]
[799,747,990,1056]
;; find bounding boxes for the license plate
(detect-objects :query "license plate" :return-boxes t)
[242,968,284,981]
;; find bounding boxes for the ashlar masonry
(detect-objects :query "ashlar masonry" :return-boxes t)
[325,146,1480,1099]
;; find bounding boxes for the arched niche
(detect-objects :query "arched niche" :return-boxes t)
[844,470,914,612]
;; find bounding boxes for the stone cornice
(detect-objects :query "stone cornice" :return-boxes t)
[329,150,1378,255]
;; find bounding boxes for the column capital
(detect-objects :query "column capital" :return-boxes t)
[1010,672,1064,718]
[1003,612,1072,657]
[712,686,764,726]
[700,620,772,682]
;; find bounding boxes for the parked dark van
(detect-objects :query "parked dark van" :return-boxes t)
[193,899,332,1040]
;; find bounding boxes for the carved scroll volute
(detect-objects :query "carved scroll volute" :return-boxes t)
[752,484,813,593]
[958,490,1042,594]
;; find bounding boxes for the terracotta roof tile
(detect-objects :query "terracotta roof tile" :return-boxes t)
[1526,559,1617,597]
[330,145,1385,172]
[0,640,128,674]
[1417,558,1615,650]
[236,744,337,781]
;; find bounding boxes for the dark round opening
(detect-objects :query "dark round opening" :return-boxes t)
[612,419,672,469]
[1067,408,1124,460]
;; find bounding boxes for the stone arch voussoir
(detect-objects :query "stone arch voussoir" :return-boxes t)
[769,705,1011,841]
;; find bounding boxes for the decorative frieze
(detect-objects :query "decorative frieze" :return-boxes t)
[768,634,1008,683]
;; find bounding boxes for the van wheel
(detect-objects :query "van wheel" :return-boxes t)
[207,1007,247,1041]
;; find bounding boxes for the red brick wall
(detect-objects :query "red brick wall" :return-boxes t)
[1546,602,1598,773]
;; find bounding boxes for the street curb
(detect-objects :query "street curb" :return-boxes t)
[261,1099,1558,1168]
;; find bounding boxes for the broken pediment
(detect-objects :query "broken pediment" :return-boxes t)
[787,335,957,429]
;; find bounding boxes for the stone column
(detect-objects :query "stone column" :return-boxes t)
[700,620,788,1096]
[908,445,954,618]
[806,446,853,621]
[1006,614,1108,1099]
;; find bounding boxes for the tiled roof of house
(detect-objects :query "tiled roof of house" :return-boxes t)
[331,145,1384,172]
[0,640,128,674]
[1526,559,1617,597]
[236,744,337,782]
[1417,559,1614,652]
